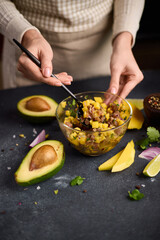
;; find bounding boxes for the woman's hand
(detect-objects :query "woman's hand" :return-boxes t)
[107,32,143,99]
[17,29,73,86]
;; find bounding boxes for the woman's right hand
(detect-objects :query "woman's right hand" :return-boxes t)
[17,29,73,86]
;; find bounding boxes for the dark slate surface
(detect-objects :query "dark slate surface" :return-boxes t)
[0,70,160,240]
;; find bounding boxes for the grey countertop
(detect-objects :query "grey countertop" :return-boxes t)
[0,70,160,240]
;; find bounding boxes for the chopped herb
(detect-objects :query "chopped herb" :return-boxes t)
[128,189,144,201]
[124,116,127,120]
[116,104,119,107]
[84,95,89,99]
[86,138,90,141]
[110,133,114,138]
[73,136,77,140]
[72,99,76,106]
[70,176,85,186]
[147,127,160,142]
[136,138,149,150]
[137,127,160,149]
[70,110,76,117]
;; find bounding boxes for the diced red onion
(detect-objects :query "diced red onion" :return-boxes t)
[29,130,46,148]
[138,147,160,160]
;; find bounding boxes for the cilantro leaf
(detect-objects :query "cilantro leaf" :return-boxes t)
[128,189,144,201]
[147,127,160,142]
[70,176,85,186]
[136,138,149,150]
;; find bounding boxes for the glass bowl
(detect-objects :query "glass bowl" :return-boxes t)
[56,91,132,156]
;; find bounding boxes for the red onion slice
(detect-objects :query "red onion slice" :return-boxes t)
[29,130,46,148]
[138,147,160,160]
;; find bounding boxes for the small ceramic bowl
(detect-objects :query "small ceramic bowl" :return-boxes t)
[144,93,160,127]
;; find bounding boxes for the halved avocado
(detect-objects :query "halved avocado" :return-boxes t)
[15,140,65,186]
[17,95,58,123]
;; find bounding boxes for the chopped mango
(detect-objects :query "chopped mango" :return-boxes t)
[111,140,135,172]
[91,121,99,128]
[65,110,70,116]
[94,102,100,109]
[61,101,66,108]
[101,103,107,109]
[127,98,143,110]
[105,113,110,121]
[98,149,124,171]
[94,97,103,103]
[128,103,144,129]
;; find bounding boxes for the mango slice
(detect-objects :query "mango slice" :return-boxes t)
[111,140,135,172]
[98,150,123,171]
[128,103,144,129]
[127,99,143,110]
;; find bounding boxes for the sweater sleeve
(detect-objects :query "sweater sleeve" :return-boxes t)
[0,0,40,43]
[112,0,145,46]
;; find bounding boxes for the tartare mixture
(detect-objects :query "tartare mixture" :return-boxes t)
[60,96,130,155]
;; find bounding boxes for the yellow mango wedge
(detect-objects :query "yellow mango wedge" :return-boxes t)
[127,99,143,110]
[128,103,144,130]
[98,150,124,171]
[111,140,135,172]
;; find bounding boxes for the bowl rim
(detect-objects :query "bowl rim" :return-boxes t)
[56,91,132,133]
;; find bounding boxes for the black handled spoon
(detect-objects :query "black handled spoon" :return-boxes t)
[13,38,89,127]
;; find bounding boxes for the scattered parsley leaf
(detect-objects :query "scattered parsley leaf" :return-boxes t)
[70,176,85,186]
[147,127,160,142]
[137,127,160,149]
[128,189,144,201]
[136,138,149,150]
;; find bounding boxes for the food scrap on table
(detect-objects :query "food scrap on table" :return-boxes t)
[128,189,144,201]
[54,190,59,195]
[29,130,46,148]
[70,176,85,186]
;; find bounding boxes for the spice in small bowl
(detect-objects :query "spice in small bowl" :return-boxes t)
[144,93,160,127]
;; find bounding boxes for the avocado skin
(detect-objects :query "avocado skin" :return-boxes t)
[17,112,55,123]
[14,140,65,186]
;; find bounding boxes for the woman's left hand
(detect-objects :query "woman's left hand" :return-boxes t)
[107,32,144,99]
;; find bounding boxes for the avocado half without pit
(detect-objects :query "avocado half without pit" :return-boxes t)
[15,140,65,186]
[144,93,160,127]
[17,95,58,123]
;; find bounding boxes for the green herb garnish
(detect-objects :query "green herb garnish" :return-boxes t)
[147,127,160,142]
[136,138,149,150]
[128,189,144,201]
[70,176,85,186]
[137,127,160,149]
[72,99,76,106]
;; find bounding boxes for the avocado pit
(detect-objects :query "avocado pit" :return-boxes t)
[29,145,57,171]
[26,97,51,112]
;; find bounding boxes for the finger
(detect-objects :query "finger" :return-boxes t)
[18,55,62,86]
[119,73,143,99]
[55,73,73,82]
[108,66,122,94]
[40,51,53,78]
